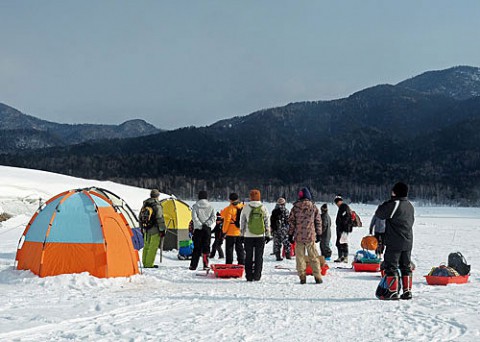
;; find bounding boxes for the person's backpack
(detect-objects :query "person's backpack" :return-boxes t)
[233,207,243,228]
[139,205,155,230]
[351,211,362,227]
[448,252,471,276]
[248,205,265,235]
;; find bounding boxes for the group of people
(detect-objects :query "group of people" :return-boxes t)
[139,182,415,299]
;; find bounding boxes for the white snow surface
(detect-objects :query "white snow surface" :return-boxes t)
[0,166,479,341]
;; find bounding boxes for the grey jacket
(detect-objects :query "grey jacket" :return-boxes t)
[240,201,271,238]
[369,215,386,234]
[192,199,216,230]
[142,198,167,235]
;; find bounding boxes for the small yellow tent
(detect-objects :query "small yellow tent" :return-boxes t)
[160,198,192,251]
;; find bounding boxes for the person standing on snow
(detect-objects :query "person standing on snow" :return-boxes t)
[240,189,271,281]
[270,197,291,261]
[334,195,353,263]
[369,214,386,258]
[319,204,332,261]
[209,212,225,259]
[288,187,323,284]
[221,193,245,265]
[375,182,414,300]
[141,189,167,268]
[189,190,216,270]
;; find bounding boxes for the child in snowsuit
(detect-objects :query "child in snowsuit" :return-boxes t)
[141,189,167,268]
[369,214,386,258]
[288,187,323,284]
[189,191,216,270]
[240,189,271,281]
[319,204,332,260]
[270,197,291,261]
[375,182,414,300]
[210,212,225,259]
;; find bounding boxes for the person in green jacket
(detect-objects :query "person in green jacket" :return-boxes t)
[141,189,167,268]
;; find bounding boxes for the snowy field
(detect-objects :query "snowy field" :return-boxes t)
[0,166,479,341]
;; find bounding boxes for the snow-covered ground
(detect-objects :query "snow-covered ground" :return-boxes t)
[0,166,479,341]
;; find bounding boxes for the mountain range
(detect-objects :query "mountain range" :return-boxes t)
[0,103,159,152]
[2,65,480,204]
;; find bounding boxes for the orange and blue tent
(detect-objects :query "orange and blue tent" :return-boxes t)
[15,189,140,278]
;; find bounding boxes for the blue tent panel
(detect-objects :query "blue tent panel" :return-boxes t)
[46,192,104,243]
[25,196,64,243]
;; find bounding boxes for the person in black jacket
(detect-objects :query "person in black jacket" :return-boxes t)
[334,195,352,263]
[210,212,225,259]
[374,182,415,300]
[319,204,332,260]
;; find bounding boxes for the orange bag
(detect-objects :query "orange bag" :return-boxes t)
[361,236,378,251]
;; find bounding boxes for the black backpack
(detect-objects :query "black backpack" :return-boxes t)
[448,252,471,276]
[233,207,243,228]
[139,205,155,230]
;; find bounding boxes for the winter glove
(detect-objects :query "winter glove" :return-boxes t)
[315,234,321,243]
[265,236,272,244]
[288,235,294,244]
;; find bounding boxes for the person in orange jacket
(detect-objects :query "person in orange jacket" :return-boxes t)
[221,193,245,265]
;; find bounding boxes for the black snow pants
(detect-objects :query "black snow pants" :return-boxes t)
[244,237,265,281]
[190,227,211,269]
[225,236,245,265]
[383,248,412,276]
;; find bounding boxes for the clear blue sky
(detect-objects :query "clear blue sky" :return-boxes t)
[1,1,479,129]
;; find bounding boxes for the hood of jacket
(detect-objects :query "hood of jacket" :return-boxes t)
[248,201,263,208]
[196,199,211,208]
[144,198,160,206]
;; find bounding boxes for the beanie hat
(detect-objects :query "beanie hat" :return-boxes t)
[250,189,261,201]
[198,190,208,200]
[321,203,328,212]
[334,195,343,204]
[298,187,312,201]
[392,182,408,197]
[150,189,160,198]
[277,197,286,205]
[229,192,239,201]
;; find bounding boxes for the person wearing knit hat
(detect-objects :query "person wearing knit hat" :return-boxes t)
[375,182,415,301]
[189,191,216,271]
[140,189,167,268]
[240,189,271,281]
[333,194,353,263]
[319,204,332,260]
[270,197,291,261]
[209,212,225,259]
[220,193,245,265]
[288,187,323,284]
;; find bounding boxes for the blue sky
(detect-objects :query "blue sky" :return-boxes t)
[1,1,479,129]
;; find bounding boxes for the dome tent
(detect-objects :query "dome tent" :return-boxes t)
[15,188,140,278]
[161,198,192,251]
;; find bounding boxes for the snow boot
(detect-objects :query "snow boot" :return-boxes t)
[342,257,349,264]
[315,276,323,284]
[400,275,413,300]
[275,251,283,261]
[376,275,400,300]
[202,253,209,270]
[285,251,292,260]
[333,257,343,263]
[299,275,306,284]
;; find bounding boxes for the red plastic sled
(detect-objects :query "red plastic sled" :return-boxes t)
[305,264,329,276]
[424,275,469,286]
[211,264,245,278]
[353,262,380,272]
